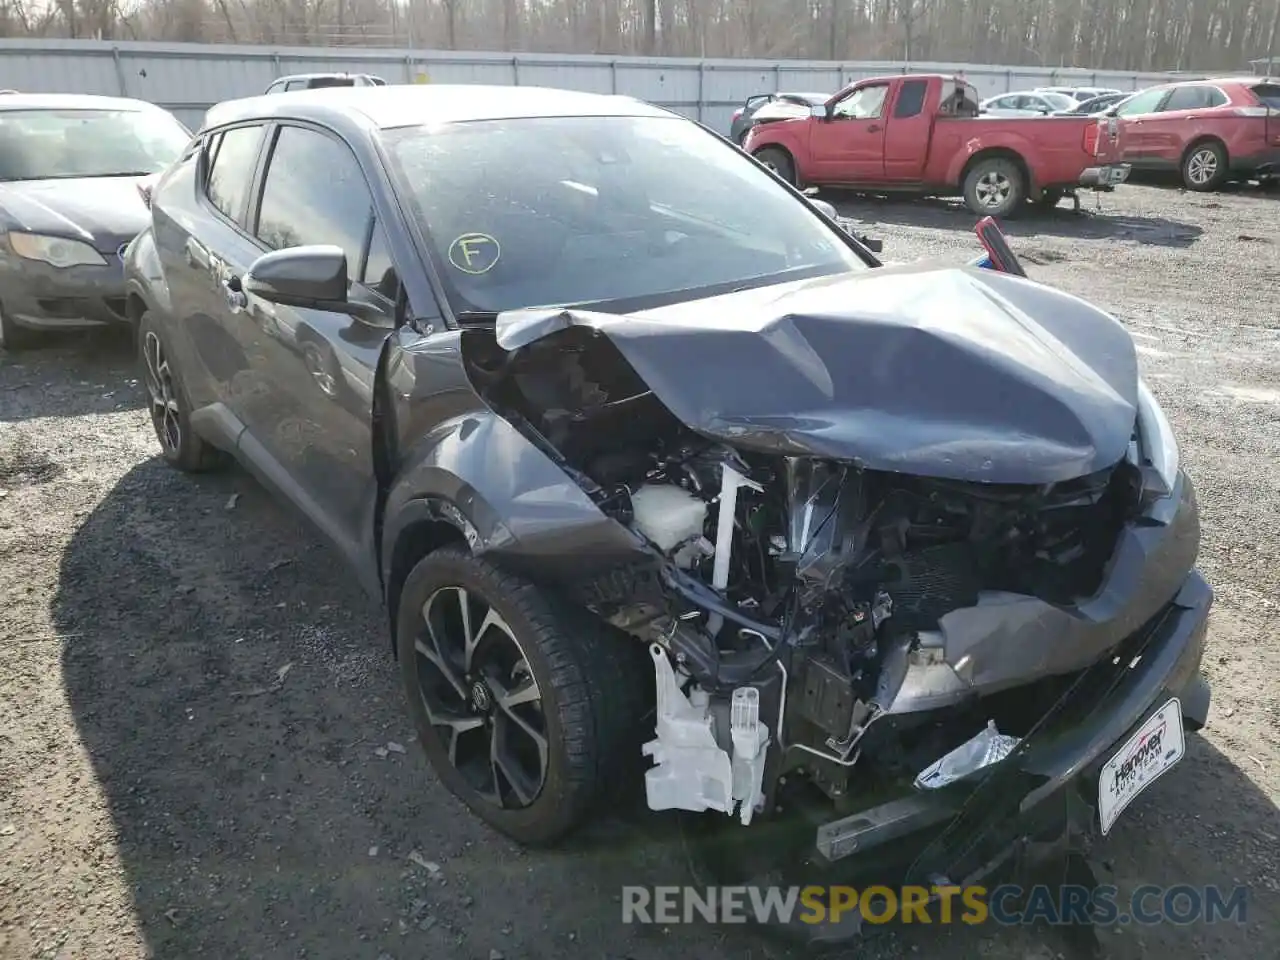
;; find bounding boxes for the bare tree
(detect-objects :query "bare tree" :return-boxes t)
[5,0,1279,72]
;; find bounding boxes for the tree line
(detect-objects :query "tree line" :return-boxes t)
[1,0,1276,73]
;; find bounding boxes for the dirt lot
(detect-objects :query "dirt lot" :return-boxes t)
[2,183,1278,960]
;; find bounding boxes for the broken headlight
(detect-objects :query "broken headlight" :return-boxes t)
[1134,379,1180,498]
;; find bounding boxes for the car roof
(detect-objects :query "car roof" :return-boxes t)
[203,84,676,132]
[0,92,159,112]
[1157,76,1272,88]
[272,72,377,82]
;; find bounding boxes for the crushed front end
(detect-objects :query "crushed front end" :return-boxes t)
[463,265,1212,898]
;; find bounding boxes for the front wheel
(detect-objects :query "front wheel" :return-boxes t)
[1182,141,1228,191]
[754,147,796,186]
[962,156,1026,218]
[397,545,646,846]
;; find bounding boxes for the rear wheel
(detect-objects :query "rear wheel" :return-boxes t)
[397,545,646,846]
[962,156,1026,218]
[1181,140,1228,191]
[754,147,796,186]
[138,310,228,473]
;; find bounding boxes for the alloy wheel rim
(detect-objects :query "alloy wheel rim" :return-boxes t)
[975,171,1012,208]
[414,586,548,809]
[303,343,337,397]
[142,331,181,454]
[1188,149,1217,185]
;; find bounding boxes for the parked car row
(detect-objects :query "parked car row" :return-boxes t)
[730,72,1279,199]
[740,73,1130,217]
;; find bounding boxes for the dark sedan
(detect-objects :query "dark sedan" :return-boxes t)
[0,94,192,349]
[124,85,1209,942]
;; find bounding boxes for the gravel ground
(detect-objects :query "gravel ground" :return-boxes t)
[1,183,1278,960]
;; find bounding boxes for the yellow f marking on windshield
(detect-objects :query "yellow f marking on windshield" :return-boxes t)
[448,233,501,274]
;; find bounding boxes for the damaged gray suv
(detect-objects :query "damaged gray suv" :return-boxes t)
[124,84,1211,918]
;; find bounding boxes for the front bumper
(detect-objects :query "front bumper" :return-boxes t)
[816,568,1211,872]
[0,253,130,331]
[1077,163,1131,189]
[767,570,1212,944]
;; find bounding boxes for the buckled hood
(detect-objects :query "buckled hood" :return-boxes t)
[495,263,1139,485]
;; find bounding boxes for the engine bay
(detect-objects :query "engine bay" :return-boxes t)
[464,323,1146,823]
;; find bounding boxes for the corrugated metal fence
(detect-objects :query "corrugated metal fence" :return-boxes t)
[0,38,1185,133]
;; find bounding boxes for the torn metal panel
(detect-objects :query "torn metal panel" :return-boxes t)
[494,263,1139,485]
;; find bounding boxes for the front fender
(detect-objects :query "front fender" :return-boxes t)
[123,226,172,319]
[381,409,646,591]
[747,119,812,180]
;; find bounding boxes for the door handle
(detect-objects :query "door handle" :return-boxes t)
[222,276,247,312]
[867,124,882,132]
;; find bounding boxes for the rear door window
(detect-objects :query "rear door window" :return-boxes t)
[1162,86,1223,111]
[205,124,265,226]
[893,79,928,118]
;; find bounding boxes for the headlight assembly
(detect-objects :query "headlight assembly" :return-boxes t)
[1134,378,1180,497]
[7,231,107,268]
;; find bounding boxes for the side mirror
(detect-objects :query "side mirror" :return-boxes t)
[810,104,830,120]
[244,244,390,326]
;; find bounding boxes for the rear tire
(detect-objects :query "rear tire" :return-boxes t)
[754,147,796,186]
[962,156,1026,218]
[1181,140,1228,192]
[137,309,228,473]
[397,545,647,846]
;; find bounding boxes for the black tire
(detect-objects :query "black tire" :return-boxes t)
[962,156,1026,218]
[137,309,228,473]
[1036,188,1065,210]
[754,147,796,186]
[397,545,646,846]
[1181,140,1228,191]
[0,305,40,351]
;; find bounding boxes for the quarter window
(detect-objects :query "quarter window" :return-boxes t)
[363,220,397,300]
[254,125,373,276]
[205,124,265,225]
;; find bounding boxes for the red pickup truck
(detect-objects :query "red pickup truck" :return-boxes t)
[743,74,1130,217]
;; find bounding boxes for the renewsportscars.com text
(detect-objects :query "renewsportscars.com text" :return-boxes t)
[621,884,1248,926]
